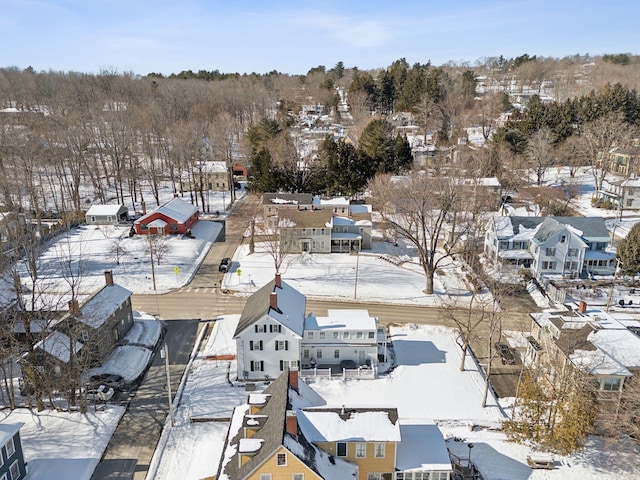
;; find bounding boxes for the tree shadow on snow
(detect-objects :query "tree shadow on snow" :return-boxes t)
[391,338,447,365]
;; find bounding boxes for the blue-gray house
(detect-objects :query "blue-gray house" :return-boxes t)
[0,422,27,480]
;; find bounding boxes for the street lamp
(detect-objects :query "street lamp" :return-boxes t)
[468,443,474,469]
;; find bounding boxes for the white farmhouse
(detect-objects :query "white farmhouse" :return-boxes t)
[234,275,384,381]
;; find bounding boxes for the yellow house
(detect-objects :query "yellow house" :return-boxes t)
[217,370,452,480]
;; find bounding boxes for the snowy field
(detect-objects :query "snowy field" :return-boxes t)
[221,241,492,308]
[148,317,640,480]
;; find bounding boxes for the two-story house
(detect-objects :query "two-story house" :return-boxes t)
[235,276,384,380]
[217,370,453,480]
[234,274,306,381]
[525,304,640,423]
[596,174,640,210]
[484,215,615,278]
[302,309,380,368]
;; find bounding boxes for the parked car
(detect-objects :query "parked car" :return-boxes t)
[85,385,115,402]
[89,373,125,391]
[495,342,517,365]
[340,360,357,370]
[218,257,231,272]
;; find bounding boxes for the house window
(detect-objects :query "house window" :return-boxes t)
[542,261,555,270]
[368,331,375,339]
[9,461,19,480]
[560,235,567,243]
[280,360,289,371]
[170,223,178,231]
[81,330,89,341]
[374,442,385,458]
[545,247,555,256]
[367,474,382,480]
[275,340,289,351]
[343,331,350,339]
[292,474,304,480]
[277,453,287,466]
[303,349,310,359]
[568,248,578,257]
[141,223,148,231]
[255,325,267,333]
[90,216,96,223]
[307,331,314,339]
[336,442,347,457]
[249,340,263,351]
[260,475,272,480]
[334,350,340,358]
[270,324,282,333]
[250,361,264,372]
[356,442,366,458]
[4,437,13,458]
[333,332,340,339]
[319,331,326,339]
[602,377,622,391]
[356,331,364,339]
[317,349,323,359]
[499,241,509,249]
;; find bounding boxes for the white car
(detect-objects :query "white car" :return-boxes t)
[85,384,115,402]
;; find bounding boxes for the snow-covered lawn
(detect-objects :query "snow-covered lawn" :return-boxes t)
[222,241,492,308]
[0,406,125,480]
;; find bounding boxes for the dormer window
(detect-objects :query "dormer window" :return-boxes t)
[560,235,567,243]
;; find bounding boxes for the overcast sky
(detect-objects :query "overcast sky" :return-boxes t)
[2,0,638,76]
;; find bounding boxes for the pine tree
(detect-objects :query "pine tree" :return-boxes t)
[617,222,640,282]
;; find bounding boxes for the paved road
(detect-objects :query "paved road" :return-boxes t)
[91,320,200,480]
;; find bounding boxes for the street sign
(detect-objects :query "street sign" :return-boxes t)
[237,268,242,276]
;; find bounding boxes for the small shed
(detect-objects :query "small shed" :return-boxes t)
[86,204,128,225]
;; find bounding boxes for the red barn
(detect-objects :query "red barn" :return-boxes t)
[134,197,199,235]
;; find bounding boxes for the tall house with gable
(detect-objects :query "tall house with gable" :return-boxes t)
[234,274,306,380]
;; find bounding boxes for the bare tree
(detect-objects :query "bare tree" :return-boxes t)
[147,234,170,265]
[369,172,466,294]
[525,127,556,186]
[574,112,637,191]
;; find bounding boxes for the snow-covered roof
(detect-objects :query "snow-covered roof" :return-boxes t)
[319,196,349,206]
[396,423,452,472]
[136,197,198,224]
[570,348,631,376]
[0,423,23,447]
[238,438,263,453]
[195,161,226,174]
[297,406,401,442]
[305,309,377,331]
[148,218,168,228]
[283,434,358,480]
[86,204,126,216]
[34,331,83,363]
[235,277,306,338]
[78,284,132,329]
[590,329,640,369]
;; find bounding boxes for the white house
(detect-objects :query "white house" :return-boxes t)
[234,274,306,380]
[235,275,383,380]
[484,215,615,278]
[302,309,380,368]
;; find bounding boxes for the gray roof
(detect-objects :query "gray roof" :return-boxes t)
[508,216,544,235]
[263,193,314,205]
[509,216,610,242]
[533,217,569,243]
[221,372,290,480]
[234,278,306,338]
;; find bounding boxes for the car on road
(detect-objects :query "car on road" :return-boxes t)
[89,373,125,391]
[85,385,115,402]
[495,342,517,365]
[218,257,231,272]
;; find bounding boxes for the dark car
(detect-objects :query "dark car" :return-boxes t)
[219,257,231,272]
[339,360,357,370]
[89,373,125,391]
[495,342,516,365]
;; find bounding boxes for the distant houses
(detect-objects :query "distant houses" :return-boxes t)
[85,204,128,225]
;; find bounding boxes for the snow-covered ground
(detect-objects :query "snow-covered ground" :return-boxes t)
[0,406,125,480]
[149,317,640,480]
[221,241,492,308]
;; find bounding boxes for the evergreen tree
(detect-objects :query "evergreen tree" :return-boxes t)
[617,222,640,282]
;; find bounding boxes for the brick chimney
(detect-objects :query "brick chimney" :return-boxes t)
[578,301,587,314]
[275,273,281,288]
[141,201,147,215]
[270,292,278,311]
[285,411,297,438]
[288,369,299,392]
[104,270,114,286]
[68,299,81,317]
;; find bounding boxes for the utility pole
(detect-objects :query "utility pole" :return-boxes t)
[161,343,175,427]
[148,232,157,291]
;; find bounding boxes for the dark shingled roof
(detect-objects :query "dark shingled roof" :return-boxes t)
[234,277,306,338]
[220,372,290,480]
[509,216,610,242]
[509,216,544,235]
